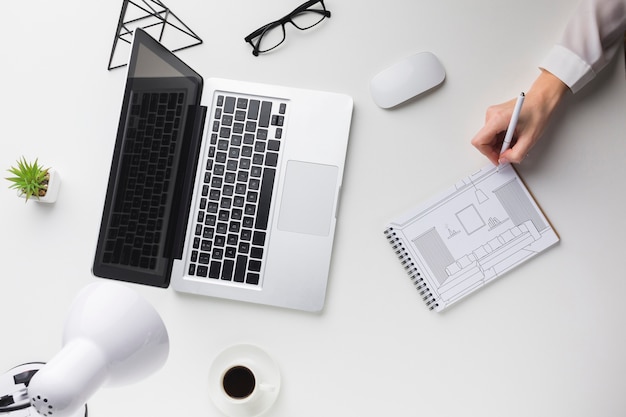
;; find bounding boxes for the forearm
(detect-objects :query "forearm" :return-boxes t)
[526,70,569,118]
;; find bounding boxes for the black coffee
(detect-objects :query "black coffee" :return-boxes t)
[222,366,256,399]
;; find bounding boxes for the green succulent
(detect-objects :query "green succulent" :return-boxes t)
[6,157,50,202]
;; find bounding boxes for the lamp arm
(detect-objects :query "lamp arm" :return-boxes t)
[28,338,107,417]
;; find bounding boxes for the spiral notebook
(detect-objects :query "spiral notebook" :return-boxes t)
[384,164,559,312]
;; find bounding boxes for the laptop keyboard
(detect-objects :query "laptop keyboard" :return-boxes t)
[187,93,287,286]
[101,90,186,269]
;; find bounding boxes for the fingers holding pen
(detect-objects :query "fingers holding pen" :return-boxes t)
[470,97,521,166]
[472,70,569,166]
[470,121,505,166]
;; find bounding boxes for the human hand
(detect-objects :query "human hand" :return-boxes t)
[471,70,569,165]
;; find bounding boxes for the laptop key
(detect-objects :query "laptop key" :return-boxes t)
[225,246,237,258]
[257,129,268,140]
[239,242,250,253]
[209,261,221,278]
[234,255,247,282]
[237,98,248,109]
[248,100,260,120]
[197,265,208,277]
[235,110,246,122]
[246,273,260,285]
[243,217,254,228]
[251,247,264,259]
[267,140,280,151]
[224,97,236,114]
[249,260,262,272]
[241,229,252,241]
[221,259,234,281]
[222,115,233,126]
[255,168,275,230]
[265,152,278,167]
[259,101,272,127]
[199,253,210,264]
[252,231,266,246]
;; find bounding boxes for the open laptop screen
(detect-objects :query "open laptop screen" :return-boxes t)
[93,28,204,287]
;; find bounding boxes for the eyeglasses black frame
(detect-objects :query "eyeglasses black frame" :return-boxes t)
[244,0,331,56]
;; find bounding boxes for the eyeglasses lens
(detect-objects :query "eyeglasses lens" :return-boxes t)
[256,25,287,54]
[290,8,327,30]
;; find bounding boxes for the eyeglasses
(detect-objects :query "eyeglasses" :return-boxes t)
[244,0,331,56]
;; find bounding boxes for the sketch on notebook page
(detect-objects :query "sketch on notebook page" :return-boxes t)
[387,163,559,310]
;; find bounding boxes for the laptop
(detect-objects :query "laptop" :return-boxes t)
[93,28,353,312]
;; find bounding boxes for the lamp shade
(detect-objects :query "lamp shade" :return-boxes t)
[27,282,169,417]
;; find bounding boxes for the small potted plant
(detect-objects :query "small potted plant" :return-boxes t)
[6,157,60,203]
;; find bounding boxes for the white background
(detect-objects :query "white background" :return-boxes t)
[2,0,626,416]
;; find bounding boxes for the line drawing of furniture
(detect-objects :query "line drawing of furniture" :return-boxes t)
[108,0,203,70]
[438,220,542,303]
[406,166,558,308]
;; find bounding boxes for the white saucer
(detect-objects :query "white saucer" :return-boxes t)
[208,344,281,417]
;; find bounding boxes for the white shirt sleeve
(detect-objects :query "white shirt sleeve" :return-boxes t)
[540,0,626,93]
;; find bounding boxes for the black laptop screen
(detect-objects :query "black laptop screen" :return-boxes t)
[93,28,204,287]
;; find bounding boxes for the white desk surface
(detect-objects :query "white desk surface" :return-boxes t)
[2,0,626,416]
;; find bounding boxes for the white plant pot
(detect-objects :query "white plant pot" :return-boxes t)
[18,169,60,203]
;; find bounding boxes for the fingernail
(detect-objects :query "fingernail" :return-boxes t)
[498,157,509,165]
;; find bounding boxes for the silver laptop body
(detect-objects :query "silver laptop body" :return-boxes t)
[172,76,352,312]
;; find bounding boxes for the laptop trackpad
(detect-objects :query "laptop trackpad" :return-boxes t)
[277,161,339,236]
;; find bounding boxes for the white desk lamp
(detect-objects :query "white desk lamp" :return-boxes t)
[0,282,169,417]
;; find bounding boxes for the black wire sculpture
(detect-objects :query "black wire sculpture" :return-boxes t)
[108,0,203,70]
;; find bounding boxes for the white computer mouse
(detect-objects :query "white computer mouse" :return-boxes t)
[370,52,446,109]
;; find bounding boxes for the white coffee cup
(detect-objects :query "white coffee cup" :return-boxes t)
[209,345,281,417]
[220,364,276,407]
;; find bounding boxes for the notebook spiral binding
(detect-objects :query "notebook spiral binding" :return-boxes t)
[384,227,438,311]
